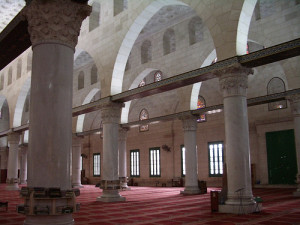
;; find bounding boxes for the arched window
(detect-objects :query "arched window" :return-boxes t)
[189,17,203,45]
[141,40,152,64]
[163,28,176,55]
[89,2,101,32]
[267,77,287,110]
[138,79,146,87]
[8,67,12,86]
[91,65,98,85]
[27,51,32,72]
[78,71,84,90]
[114,0,128,16]
[154,71,162,82]
[139,108,149,132]
[197,95,206,122]
[0,73,4,90]
[17,58,22,79]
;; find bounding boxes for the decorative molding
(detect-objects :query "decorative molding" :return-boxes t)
[100,101,124,124]
[219,74,248,97]
[22,0,91,48]
[217,64,253,98]
[118,127,129,141]
[180,115,198,131]
[7,133,20,144]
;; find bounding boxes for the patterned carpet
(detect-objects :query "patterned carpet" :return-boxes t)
[0,184,300,225]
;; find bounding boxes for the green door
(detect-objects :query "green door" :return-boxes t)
[266,129,297,184]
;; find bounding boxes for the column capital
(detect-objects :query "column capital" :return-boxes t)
[22,0,91,49]
[287,93,300,116]
[119,127,129,141]
[72,136,84,147]
[216,64,253,98]
[180,115,198,131]
[100,101,124,124]
[7,133,20,144]
[19,144,28,154]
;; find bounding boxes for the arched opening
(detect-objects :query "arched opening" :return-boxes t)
[111,0,188,95]
[76,88,101,133]
[141,40,152,64]
[163,28,176,55]
[188,16,203,45]
[89,2,101,32]
[13,78,31,128]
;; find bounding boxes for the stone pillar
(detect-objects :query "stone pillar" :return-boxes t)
[287,94,300,196]
[6,133,20,190]
[180,115,200,195]
[72,136,83,188]
[217,64,256,214]
[19,144,28,184]
[119,127,130,190]
[22,1,91,224]
[97,101,125,202]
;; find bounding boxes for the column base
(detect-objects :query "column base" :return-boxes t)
[24,214,74,225]
[72,184,84,188]
[180,186,201,195]
[20,180,27,185]
[219,202,258,214]
[6,183,19,190]
[97,189,126,202]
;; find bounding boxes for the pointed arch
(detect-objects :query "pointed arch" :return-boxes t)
[76,88,100,132]
[13,77,31,127]
[121,68,158,124]
[111,0,188,95]
[236,0,258,55]
[190,49,216,110]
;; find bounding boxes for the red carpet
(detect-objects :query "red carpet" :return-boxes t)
[0,184,300,224]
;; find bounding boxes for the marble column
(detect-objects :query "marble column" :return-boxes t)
[217,64,256,214]
[72,136,84,188]
[22,1,91,224]
[180,115,200,195]
[6,133,20,190]
[287,94,300,196]
[19,144,28,184]
[97,101,125,202]
[119,127,130,190]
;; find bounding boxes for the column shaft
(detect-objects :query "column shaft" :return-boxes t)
[181,116,200,195]
[287,94,300,196]
[72,137,83,188]
[97,101,125,202]
[217,64,255,214]
[6,133,20,190]
[119,128,130,190]
[20,145,28,184]
[21,1,91,224]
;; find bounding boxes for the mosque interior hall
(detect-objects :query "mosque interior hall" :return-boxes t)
[0,0,299,224]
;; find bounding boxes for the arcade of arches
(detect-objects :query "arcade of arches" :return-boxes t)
[0,0,299,224]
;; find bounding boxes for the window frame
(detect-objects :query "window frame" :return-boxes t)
[130,149,140,177]
[93,153,101,177]
[149,147,161,177]
[208,141,224,177]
